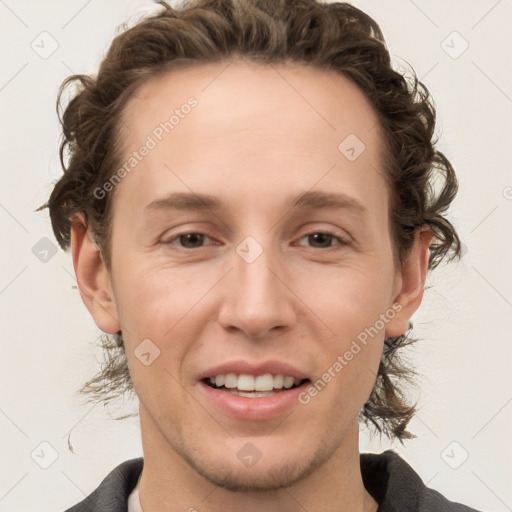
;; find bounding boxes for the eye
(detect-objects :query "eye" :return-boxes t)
[297,231,349,250]
[162,230,349,251]
[163,232,215,249]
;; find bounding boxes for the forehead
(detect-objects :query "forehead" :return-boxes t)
[115,60,387,216]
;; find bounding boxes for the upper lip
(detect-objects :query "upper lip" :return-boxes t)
[198,359,309,381]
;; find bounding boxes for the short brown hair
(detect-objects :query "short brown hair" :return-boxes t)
[44,0,461,441]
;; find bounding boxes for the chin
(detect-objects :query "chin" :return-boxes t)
[191,460,315,493]
[177,439,329,493]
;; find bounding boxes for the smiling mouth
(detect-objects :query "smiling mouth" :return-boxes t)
[202,374,310,398]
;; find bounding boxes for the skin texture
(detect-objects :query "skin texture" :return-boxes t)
[71,60,432,512]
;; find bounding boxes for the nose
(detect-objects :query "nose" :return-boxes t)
[217,239,297,339]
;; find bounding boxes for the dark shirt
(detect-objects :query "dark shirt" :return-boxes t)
[64,450,480,511]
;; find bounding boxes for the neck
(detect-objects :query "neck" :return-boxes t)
[137,406,378,512]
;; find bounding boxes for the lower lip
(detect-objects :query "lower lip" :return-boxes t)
[198,380,310,421]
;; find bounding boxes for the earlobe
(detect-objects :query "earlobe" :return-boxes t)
[70,214,121,334]
[385,227,433,338]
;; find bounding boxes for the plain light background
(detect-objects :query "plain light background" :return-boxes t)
[0,0,511,511]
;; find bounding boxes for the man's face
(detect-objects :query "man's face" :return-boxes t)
[106,61,402,490]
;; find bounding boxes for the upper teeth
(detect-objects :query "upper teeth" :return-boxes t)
[209,374,302,391]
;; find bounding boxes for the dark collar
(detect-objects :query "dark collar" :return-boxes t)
[65,451,479,511]
[361,450,479,511]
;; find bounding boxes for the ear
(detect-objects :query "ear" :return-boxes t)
[70,213,120,334]
[385,226,433,338]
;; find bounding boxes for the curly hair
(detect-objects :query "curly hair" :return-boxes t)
[43,0,461,441]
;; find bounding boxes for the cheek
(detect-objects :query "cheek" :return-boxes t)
[305,266,392,391]
[307,264,393,332]
[111,259,214,389]
[113,250,394,346]
[112,259,195,333]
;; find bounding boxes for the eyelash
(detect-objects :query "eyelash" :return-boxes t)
[163,230,350,251]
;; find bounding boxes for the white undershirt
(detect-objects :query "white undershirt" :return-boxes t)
[128,479,143,512]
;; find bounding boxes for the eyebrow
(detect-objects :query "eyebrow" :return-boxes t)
[144,192,222,213]
[289,190,368,217]
[144,190,368,217]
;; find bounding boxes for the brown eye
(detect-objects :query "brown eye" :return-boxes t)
[165,232,213,249]
[297,231,349,250]
[307,233,334,248]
